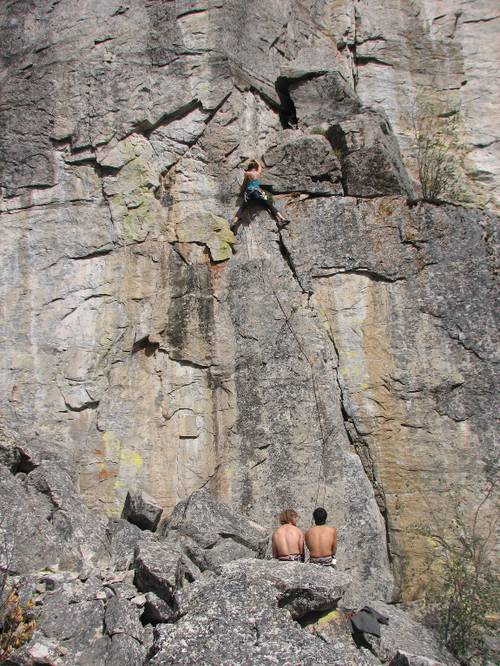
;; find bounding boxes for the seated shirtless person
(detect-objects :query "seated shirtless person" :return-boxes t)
[272,509,304,562]
[305,507,337,567]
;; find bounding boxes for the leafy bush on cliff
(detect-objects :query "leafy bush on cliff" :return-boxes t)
[0,524,36,662]
[419,483,499,665]
[411,98,464,203]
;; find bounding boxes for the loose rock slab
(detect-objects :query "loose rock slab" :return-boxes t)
[122,489,164,531]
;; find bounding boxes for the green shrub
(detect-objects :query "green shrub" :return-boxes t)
[418,484,499,664]
[411,98,463,203]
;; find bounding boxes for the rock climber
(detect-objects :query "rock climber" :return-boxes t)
[232,159,289,230]
[271,509,305,562]
[305,507,337,567]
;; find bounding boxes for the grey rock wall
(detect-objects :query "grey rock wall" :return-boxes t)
[0,0,498,602]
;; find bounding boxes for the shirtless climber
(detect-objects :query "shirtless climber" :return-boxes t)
[305,507,337,567]
[232,159,289,230]
[272,509,304,562]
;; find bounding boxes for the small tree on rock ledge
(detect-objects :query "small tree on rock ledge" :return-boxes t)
[411,97,464,203]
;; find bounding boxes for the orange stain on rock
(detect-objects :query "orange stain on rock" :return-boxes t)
[98,467,116,481]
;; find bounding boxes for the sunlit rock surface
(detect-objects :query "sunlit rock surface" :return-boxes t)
[0,0,498,604]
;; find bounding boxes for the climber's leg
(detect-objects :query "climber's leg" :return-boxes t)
[231,193,249,231]
[251,190,290,227]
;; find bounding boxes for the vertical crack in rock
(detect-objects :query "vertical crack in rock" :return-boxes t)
[258,251,332,510]
[339,402,394,565]
[276,230,308,294]
[323,315,395,573]
[350,7,360,89]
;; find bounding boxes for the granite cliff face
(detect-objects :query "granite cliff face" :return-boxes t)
[0,0,498,604]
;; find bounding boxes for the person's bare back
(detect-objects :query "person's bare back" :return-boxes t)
[305,525,337,558]
[272,509,304,561]
[305,507,337,566]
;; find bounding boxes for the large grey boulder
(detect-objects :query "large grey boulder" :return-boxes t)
[106,518,155,572]
[327,112,414,197]
[104,595,147,666]
[148,573,365,666]
[263,131,343,195]
[0,460,106,575]
[133,538,200,606]
[221,559,350,619]
[24,462,108,564]
[286,71,361,127]
[158,490,268,567]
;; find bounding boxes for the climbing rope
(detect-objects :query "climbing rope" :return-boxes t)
[255,242,335,516]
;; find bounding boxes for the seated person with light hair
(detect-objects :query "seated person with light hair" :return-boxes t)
[272,509,304,562]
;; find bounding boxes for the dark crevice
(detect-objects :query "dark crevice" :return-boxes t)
[443,328,486,362]
[351,628,376,651]
[94,163,122,178]
[132,336,160,357]
[168,356,213,370]
[250,457,267,470]
[9,448,38,476]
[247,85,282,117]
[356,55,393,67]
[140,600,173,627]
[310,173,334,183]
[279,592,339,619]
[276,232,308,294]
[70,247,114,260]
[298,608,337,628]
[168,242,191,266]
[275,71,327,128]
[275,78,298,128]
[176,7,210,20]
[312,269,405,284]
[134,99,202,138]
[217,532,258,552]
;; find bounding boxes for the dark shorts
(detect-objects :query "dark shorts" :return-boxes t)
[244,188,271,204]
[309,555,336,567]
[277,554,302,562]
